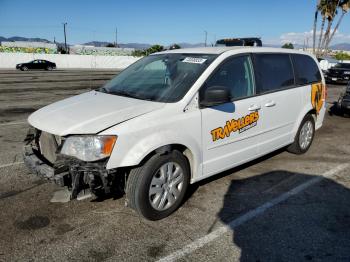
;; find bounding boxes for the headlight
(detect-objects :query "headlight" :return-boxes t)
[61,135,117,162]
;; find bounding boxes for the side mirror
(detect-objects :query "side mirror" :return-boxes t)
[200,86,231,108]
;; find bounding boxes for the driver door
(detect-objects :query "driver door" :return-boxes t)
[31,60,40,69]
[200,54,262,177]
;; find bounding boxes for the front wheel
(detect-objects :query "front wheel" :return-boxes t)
[21,66,28,71]
[46,66,53,71]
[287,114,315,154]
[126,150,190,220]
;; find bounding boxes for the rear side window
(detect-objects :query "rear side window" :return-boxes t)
[292,54,321,85]
[253,54,294,94]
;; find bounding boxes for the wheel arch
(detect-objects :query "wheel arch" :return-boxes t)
[292,106,317,136]
[140,144,196,179]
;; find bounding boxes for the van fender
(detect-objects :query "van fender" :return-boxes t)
[106,130,202,180]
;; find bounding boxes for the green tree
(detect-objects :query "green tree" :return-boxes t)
[169,44,181,50]
[282,43,294,49]
[146,45,164,55]
[335,51,350,60]
[131,49,146,57]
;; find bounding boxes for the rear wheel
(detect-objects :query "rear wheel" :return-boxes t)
[126,150,190,220]
[287,114,315,154]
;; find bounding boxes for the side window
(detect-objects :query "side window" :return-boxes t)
[205,55,255,100]
[253,54,294,94]
[292,54,321,85]
[33,60,38,63]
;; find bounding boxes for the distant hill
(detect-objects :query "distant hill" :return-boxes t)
[83,41,151,50]
[330,43,350,51]
[1,36,53,43]
[118,43,151,49]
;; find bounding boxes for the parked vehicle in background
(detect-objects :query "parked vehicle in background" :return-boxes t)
[324,62,350,84]
[23,47,326,220]
[317,57,338,72]
[336,82,350,115]
[215,38,262,47]
[16,59,56,71]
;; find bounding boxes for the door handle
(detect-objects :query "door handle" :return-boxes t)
[248,104,261,111]
[265,100,276,107]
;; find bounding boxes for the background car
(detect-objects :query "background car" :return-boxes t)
[325,62,350,84]
[16,59,56,71]
[336,82,350,116]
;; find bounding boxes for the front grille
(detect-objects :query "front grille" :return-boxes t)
[39,131,59,164]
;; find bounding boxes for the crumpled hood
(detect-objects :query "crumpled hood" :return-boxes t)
[28,91,165,136]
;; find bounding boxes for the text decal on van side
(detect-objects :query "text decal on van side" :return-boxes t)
[211,112,259,142]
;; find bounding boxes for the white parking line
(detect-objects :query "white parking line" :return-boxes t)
[0,161,24,169]
[157,164,350,262]
[0,121,27,127]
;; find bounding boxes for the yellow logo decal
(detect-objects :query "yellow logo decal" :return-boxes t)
[311,83,324,114]
[211,112,259,142]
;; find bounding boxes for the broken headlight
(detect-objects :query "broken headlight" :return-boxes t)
[61,135,117,162]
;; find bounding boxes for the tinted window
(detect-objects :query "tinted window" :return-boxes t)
[253,54,294,94]
[293,54,321,84]
[205,55,255,100]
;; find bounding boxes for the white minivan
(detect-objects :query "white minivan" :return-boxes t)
[24,47,326,220]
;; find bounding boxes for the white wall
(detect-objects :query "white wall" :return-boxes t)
[0,53,141,69]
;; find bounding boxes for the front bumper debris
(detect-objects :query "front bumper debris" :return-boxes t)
[23,128,124,201]
[23,145,68,187]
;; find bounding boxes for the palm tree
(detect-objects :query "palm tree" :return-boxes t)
[323,0,350,53]
[316,0,330,56]
[313,0,322,54]
[320,0,340,53]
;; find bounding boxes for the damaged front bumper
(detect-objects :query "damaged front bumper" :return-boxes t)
[23,128,123,200]
[23,145,67,186]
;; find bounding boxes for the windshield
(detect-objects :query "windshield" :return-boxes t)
[100,53,218,102]
[333,63,350,69]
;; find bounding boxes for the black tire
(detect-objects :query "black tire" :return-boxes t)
[336,100,344,116]
[126,150,190,220]
[46,66,53,71]
[21,66,28,71]
[287,114,315,154]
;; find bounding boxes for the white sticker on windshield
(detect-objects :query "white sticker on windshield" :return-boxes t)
[182,57,207,64]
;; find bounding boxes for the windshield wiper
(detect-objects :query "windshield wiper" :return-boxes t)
[96,87,108,93]
[108,90,141,100]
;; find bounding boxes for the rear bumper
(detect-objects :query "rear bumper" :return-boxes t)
[341,100,350,111]
[325,75,350,83]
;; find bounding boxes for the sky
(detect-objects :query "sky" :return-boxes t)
[1,0,350,46]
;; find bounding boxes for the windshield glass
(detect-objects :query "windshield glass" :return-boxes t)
[333,63,350,69]
[100,53,218,102]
